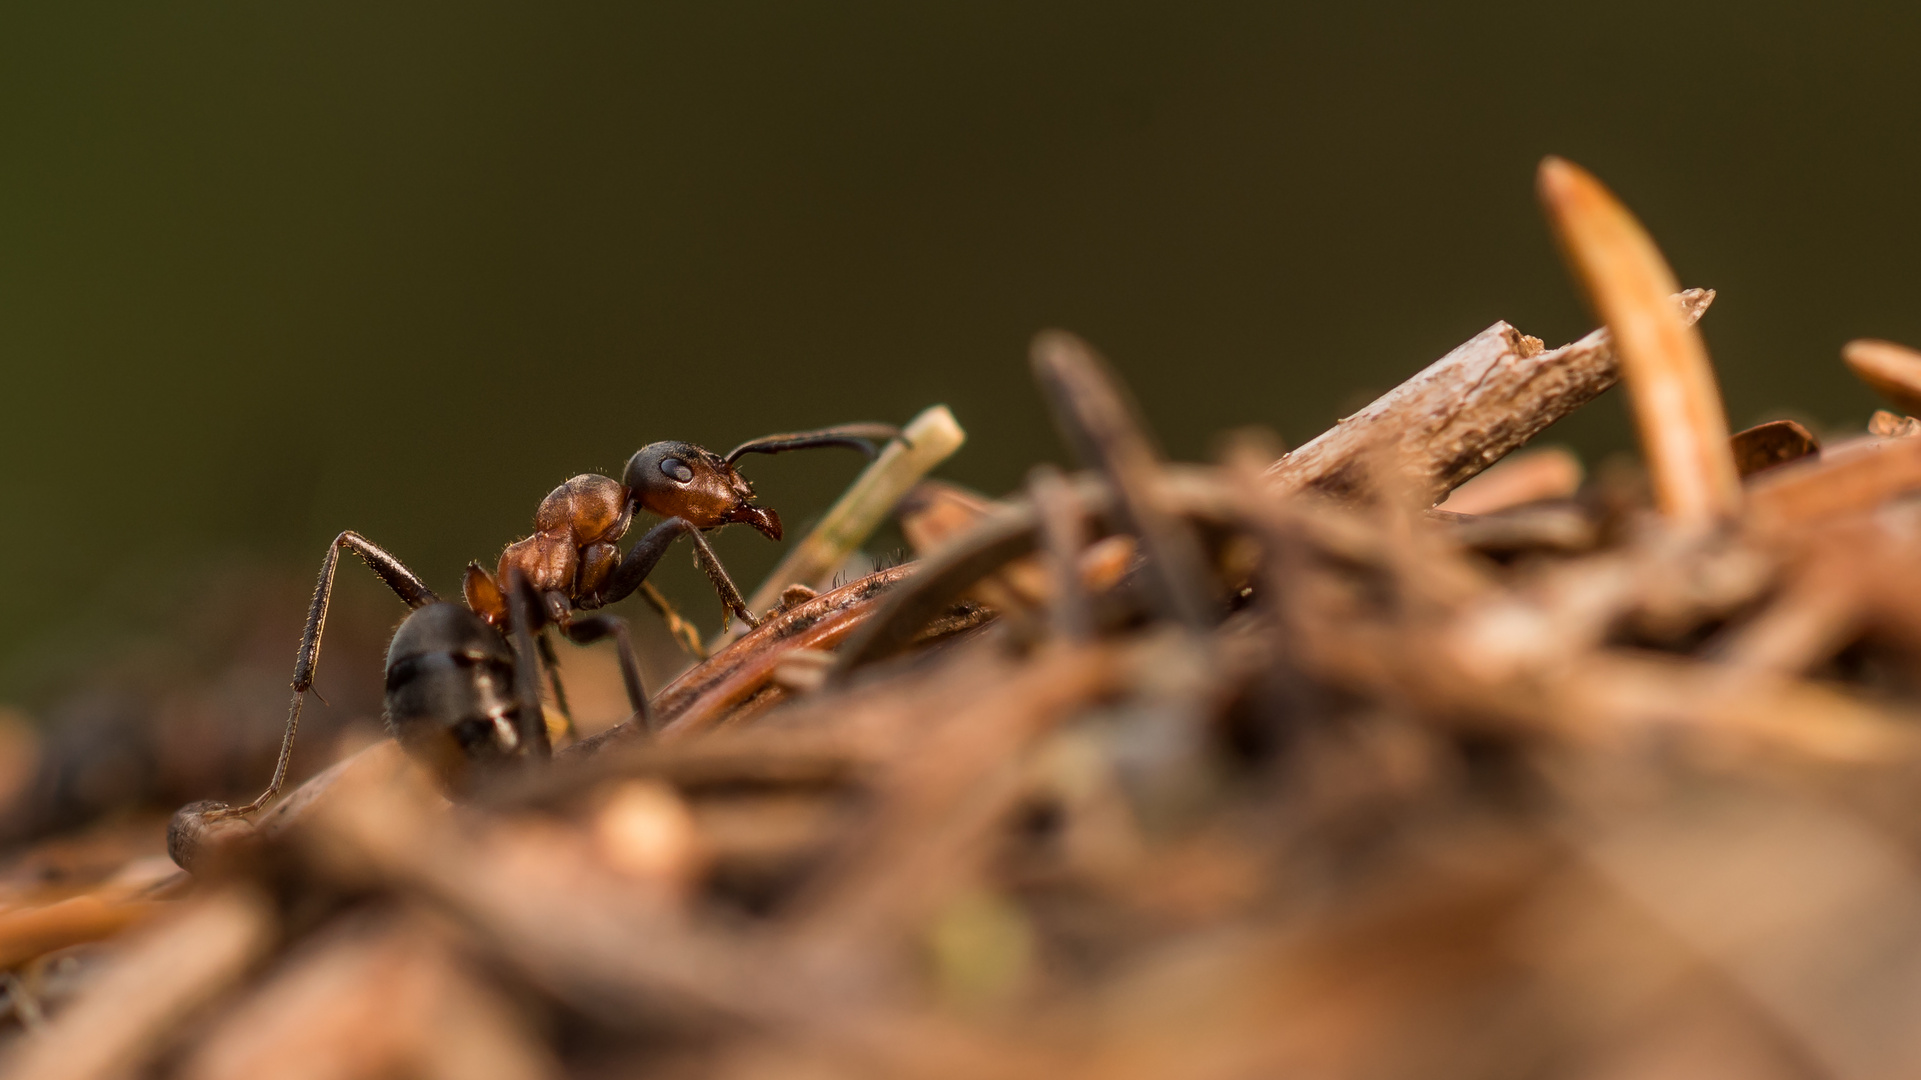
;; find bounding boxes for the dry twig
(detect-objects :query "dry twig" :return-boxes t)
[1266,290,1715,505]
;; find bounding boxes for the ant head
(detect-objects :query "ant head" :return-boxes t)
[622,441,783,540]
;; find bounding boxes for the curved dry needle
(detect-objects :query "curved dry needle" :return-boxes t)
[1030,331,1221,628]
[1537,157,1741,526]
[834,505,1045,676]
[1027,463,1094,641]
[1843,339,1921,419]
[832,464,1299,678]
[833,473,1127,675]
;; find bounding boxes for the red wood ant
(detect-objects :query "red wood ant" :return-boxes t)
[210,423,898,816]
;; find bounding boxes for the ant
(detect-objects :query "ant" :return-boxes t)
[209,423,899,816]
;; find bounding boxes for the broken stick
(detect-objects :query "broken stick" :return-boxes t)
[1266,290,1715,505]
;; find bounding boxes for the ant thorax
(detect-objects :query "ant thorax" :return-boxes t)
[466,474,635,623]
[532,474,633,546]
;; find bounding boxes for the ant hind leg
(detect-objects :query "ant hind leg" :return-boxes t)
[213,532,440,818]
[560,615,651,732]
[535,631,577,741]
[503,570,554,760]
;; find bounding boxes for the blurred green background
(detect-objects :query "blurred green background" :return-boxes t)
[3,2,1919,693]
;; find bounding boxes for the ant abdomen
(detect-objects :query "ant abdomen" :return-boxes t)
[383,602,532,793]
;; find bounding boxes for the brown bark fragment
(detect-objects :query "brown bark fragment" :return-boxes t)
[1730,419,1819,478]
[1266,289,1715,505]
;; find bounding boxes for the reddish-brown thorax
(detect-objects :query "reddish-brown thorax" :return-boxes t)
[465,474,632,625]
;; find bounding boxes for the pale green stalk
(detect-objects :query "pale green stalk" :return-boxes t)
[723,404,966,642]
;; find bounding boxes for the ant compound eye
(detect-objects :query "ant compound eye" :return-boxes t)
[659,457,695,484]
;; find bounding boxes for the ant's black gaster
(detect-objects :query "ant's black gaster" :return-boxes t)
[381,600,537,795]
[208,423,899,817]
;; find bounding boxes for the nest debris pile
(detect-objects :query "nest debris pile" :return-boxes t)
[8,158,1921,1079]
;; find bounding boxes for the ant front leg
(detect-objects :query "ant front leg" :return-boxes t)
[599,517,760,630]
[688,529,759,629]
[215,532,440,819]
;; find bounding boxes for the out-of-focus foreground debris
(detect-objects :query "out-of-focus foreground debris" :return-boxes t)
[11,158,1921,1079]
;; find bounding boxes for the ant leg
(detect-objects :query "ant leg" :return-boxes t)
[560,615,651,731]
[687,528,759,629]
[638,582,708,659]
[503,570,553,760]
[294,532,438,695]
[598,517,693,605]
[214,532,438,818]
[535,631,577,741]
[600,517,759,630]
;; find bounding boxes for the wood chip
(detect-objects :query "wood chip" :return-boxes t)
[1868,409,1921,438]
[1730,419,1819,478]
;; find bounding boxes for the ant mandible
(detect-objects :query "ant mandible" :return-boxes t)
[212,422,899,817]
